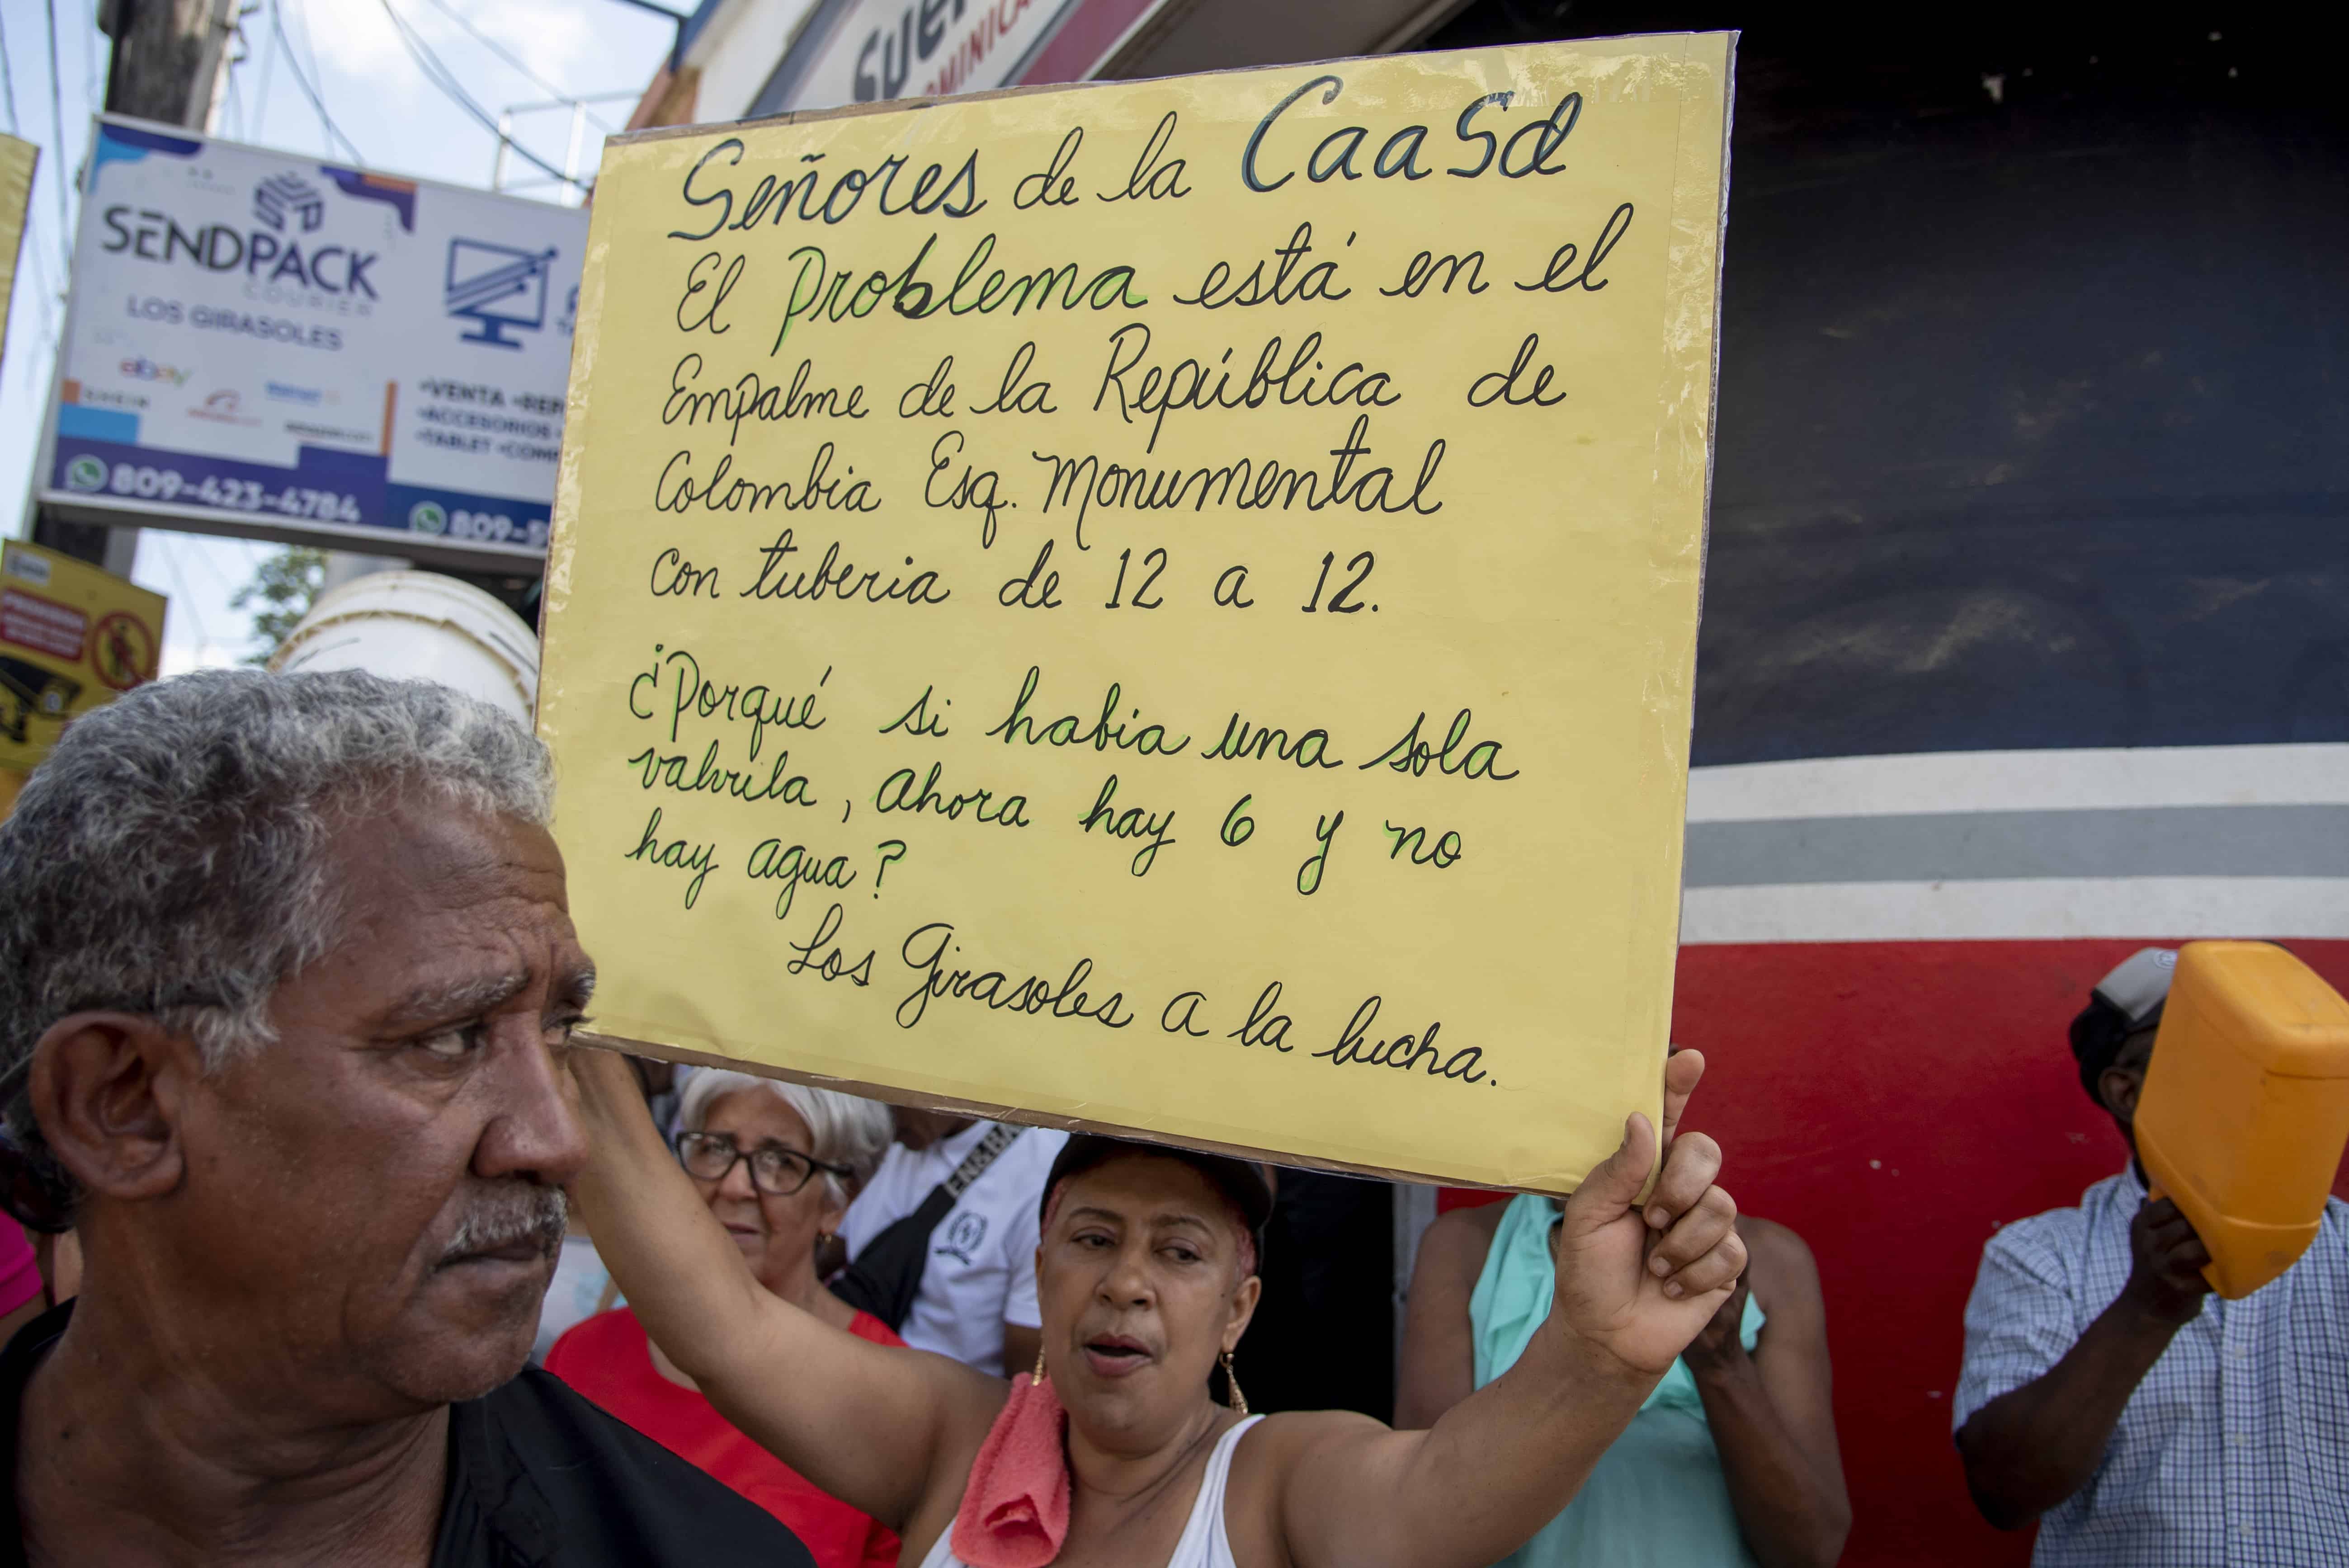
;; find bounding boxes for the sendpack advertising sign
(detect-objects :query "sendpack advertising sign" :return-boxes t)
[39,117,586,563]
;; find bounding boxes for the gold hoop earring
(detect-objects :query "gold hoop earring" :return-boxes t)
[1033,1346,1048,1384]
[1220,1348,1247,1417]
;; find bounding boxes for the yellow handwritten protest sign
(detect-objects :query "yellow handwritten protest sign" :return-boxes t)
[541,34,1733,1192]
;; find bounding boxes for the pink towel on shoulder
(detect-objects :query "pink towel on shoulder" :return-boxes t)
[950,1372,1070,1568]
[0,1223,39,1318]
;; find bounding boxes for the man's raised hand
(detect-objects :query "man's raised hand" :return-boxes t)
[1552,1049,1745,1377]
[2123,1196,2213,1327]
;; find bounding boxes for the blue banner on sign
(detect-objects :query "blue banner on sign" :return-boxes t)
[51,436,550,550]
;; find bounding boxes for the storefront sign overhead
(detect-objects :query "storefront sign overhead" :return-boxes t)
[0,539,164,776]
[540,34,1736,1192]
[38,118,585,563]
[750,0,1153,116]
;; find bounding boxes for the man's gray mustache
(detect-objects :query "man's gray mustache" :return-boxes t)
[438,1184,567,1266]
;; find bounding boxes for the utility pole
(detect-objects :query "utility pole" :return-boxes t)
[99,0,239,124]
[29,0,237,571]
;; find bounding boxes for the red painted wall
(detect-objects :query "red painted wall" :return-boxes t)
[1446,938,2349,1567]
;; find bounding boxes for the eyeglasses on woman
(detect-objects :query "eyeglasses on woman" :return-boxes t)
[674,1130,850,1196]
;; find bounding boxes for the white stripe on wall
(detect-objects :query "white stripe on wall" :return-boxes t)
[1688,744,2349,823]
[1681,877,2349,945]
[1679,745,2349,944]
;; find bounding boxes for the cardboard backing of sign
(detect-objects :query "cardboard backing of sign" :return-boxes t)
[542,34,1734,1193]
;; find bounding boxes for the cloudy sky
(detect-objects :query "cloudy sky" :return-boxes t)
[0,0,673,669]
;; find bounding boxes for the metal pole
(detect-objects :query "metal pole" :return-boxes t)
[492,108,513,192]
[564,101,586,203]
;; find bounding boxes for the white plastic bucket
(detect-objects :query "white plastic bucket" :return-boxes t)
[269,570,538,726]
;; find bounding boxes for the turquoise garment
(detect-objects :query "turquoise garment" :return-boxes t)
[1470,1193,1763,1568]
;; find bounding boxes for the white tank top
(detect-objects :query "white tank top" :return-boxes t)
[920,1414,1264,1568]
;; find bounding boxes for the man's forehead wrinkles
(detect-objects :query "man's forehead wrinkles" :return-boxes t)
[409,869,572,925]
[351,811,563,904]
[324,863,569,976]
[426,865,570,914]
[421,887,577,957]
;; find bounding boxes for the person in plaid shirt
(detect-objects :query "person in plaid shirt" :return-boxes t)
[1953,947,2349,1565]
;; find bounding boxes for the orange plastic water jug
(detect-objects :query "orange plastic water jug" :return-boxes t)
[2136,942,2349,1299]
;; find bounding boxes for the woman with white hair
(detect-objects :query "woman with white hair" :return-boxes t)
[548,1070,899,1568]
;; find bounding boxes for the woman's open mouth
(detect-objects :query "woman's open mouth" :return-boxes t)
[1082,1335,1152,1378]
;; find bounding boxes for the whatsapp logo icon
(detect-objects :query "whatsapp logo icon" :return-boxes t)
[64,456,106,492]
[408,500,448,536]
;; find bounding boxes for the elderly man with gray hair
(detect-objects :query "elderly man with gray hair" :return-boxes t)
[0,669,817,1568]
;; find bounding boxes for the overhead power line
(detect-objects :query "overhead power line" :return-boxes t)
[371,0,577,189]
[40,0,71,272]
[222,51,243,137]
[412,0,613,134]
[270,0,360,160]
[153,536,213,653]
[0,8,20,135]
[77,0,97,113]
[16,211,60,388]
[251,0,280,142]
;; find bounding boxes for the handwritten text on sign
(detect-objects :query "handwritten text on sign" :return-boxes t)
[540,35,1732,1192]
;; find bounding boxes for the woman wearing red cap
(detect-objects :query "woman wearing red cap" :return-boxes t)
[571,1048,1745,1568]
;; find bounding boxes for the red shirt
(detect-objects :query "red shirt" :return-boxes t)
[547,1307,901,1568]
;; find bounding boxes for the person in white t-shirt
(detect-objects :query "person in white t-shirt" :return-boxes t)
[838,1111,1067,1377]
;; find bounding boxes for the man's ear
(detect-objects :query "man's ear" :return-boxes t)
[25,1013,200,1201]
[2098,1063,2144,1128]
